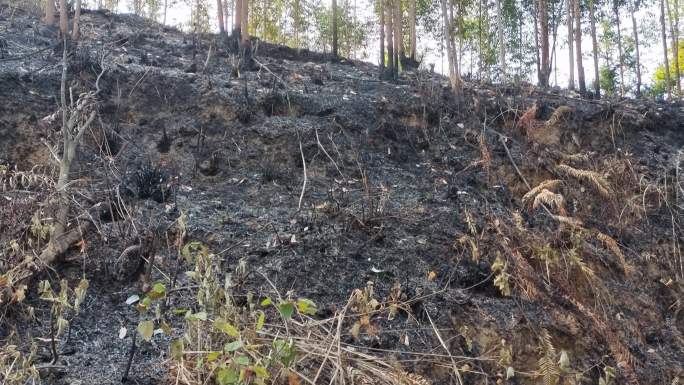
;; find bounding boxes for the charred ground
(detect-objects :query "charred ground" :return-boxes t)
[1,4,683,385]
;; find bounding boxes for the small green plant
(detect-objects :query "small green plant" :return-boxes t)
[171,241,316,385]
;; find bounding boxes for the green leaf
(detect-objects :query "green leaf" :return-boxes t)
[296,298,317,315]
[214,319,240,337]
[277,302,295,319]
[207,351,221,361]
[186,311,208,321]
[137,320,154,341]
[216,368,239,385]
[172,307,190,315]
[170,338,184,360]
[256,311,265,331]
[148,282,167,300]
[235,355,250,366]
[260,297,272,307]
[225,340,242,352]
[253,365,270,379]
[273,339,296,367]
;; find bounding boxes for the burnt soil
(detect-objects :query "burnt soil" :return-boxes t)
[1,4,683,385]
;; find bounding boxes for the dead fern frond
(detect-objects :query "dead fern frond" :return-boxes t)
[533,189,567,215]
[390,371,432,385]
[595,231,633,274]
[557,164,613,199]
[551,215,584,228]
[522,179,563,205]
[517,103,539,132]
[545,105,574,128]
[537,330,560,385]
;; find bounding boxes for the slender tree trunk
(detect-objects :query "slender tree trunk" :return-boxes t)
[497,0,506,80]
[294,0,300,48]
[332,0,338,57]
[409,0,416,60]
[661,0,672,98]
[386,0,394,76]
[574,0,585,94]
[478,0,483,80]
[666,0,681,97]
[441,0,461,96]
[394,0,402,67]
[567,0,574,89]
[46,0,55,25]
[589,0,600,98]
[163,0,168,25]
[234,0,242,37]
[539,0,550,87]
[614,1,625,96]
[533,0,540,83]
[59,0,67,37]
[71,0,81,40]
[217,0,226,35]
[380,0,385,71]
[631,9,641,96]
[240,0,248,44]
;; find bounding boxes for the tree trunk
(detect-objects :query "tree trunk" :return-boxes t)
[59,0,67,38]
[614,1,625,96]
[46,0,55,25]
[386,0,394,76]
[533,0,540,83]
[631,9,641,96]
[574,0,585,94]
[478,0,483,80]
[539,0,550,87]
[567,0,574,89]
[163,0,168,24]
[71,0,81,40]
[294,0,300,48]
[666,0,681,97]
[217,0,226,35]
[234,0,242,37]
[497,0,506,80]
[589,0,600,98]
[332,0,338,57]
[441,0,461,96]
[409,0,416,60]
[240,0,248,44]
[380,0,385,71]
[393,0,402,67]
[661,0,672,98]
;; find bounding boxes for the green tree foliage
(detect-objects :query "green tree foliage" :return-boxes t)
[651,39,684,97]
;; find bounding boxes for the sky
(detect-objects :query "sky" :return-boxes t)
[93,0,666,91]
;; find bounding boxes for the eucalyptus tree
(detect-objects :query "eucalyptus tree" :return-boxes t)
[574,0,585,93]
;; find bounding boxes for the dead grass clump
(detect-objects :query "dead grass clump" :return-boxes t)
[556,164,613,199]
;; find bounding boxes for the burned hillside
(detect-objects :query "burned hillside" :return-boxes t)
[1,5,683,385]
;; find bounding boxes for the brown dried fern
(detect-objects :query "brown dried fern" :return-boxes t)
[595,231,633,274]
[557,164,613,199]
[533,189,567,215]
[545,105,575,128]
[522,179,563,205]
